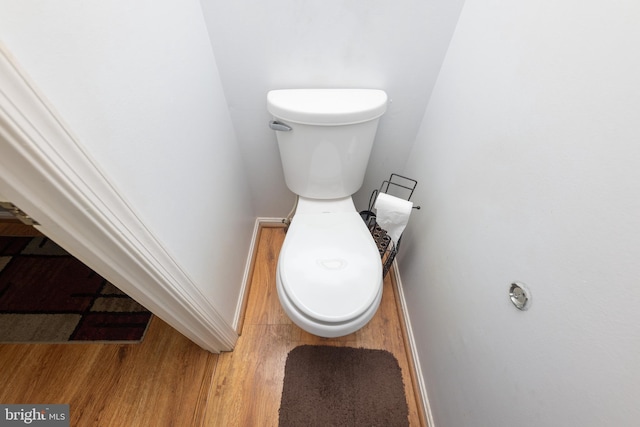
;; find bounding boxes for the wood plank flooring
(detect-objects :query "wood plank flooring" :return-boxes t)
[0,223,424,426]
[0,318,217,426]
[203,226,423,426]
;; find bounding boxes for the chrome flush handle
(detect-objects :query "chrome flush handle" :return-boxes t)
[269,120,292,132]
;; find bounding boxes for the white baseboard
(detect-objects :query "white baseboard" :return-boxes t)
[232,217,285,331]
[391,260,435,427]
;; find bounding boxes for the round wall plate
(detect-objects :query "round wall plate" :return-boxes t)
[509,282,530,310]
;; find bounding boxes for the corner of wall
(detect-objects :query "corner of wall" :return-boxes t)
[391,260,435,427]
[232,217,287,332]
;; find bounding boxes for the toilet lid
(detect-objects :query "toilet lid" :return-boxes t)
[279,211,382,323]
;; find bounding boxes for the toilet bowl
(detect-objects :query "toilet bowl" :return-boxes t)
[268,88,388,337]
[276,197,383,337]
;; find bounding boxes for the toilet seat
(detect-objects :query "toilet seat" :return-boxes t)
[278,207,382,332]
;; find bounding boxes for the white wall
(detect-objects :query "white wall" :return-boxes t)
[0,0,254,323]
[200,0,465,215]
[399,0,640,425]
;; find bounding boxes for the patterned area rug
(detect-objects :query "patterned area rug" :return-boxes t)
[0,236,152,343]
[279,345,409,426]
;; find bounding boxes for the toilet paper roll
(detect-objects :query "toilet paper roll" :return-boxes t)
[374,192,413,247]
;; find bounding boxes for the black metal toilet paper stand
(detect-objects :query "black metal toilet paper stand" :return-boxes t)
[360,173,419,278]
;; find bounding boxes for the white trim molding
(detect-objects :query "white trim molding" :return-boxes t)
[232,217,286,331]
[0,43,237,353]
[391,260,435,427]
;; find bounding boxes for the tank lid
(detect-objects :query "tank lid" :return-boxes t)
[267,89,387,125]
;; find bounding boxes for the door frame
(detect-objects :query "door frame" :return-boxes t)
[0,44,237,353]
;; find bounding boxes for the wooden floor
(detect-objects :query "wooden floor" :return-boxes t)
[0,224,424,426]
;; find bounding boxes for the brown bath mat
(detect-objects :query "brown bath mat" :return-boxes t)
[279,345,409,427]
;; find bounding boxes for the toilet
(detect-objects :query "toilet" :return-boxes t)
[267,88,388,337]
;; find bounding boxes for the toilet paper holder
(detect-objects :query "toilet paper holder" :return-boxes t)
[360,173,419,278]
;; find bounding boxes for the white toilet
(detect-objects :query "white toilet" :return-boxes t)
[267,88,388,337]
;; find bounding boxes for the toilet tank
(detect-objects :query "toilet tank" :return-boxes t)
[267,89,387,199]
